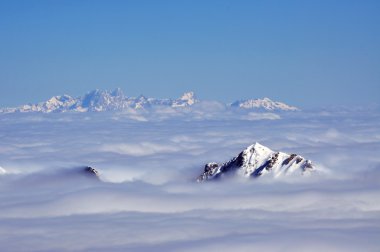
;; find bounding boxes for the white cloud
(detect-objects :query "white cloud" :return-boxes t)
[242,112,281,121]
[0,108,379,251]
[100,142,180,156]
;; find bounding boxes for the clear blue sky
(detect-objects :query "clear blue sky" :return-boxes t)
[0,0,379,107]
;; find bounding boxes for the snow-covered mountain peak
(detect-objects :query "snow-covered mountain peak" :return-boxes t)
[0,88,299,113]
[197,142,314,182]
[43,96,72,111]
[47,94,73,102]
[45,95,74,106]
[230,98,299,111]
[82,89,105,102]
[111,88,124,97]
[136,95,148,100]
[246,142,271,153]
[81,89,111,110]
[172,91,198,107]
[243,142,273,159]
[180,91,196,101]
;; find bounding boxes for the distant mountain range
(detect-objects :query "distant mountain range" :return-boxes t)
[0,88,299,113]
[197,142,314,182]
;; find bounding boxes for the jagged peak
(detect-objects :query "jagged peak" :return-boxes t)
[245,142,272,154]
[0,89,300,113]
[136,94,148,100]
[249,142,266,149]
[111,88,124,97]
[197,142,315,182]
[86,89,101,94]
[230,97,299,111]
[46,94,73,102]
[261,97,274,102]
[179,91,196,101]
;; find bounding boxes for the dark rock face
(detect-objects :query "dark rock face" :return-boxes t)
[204,163,219,173]
[83,166,100,178]
[282,154,297,166]
[267,152,279,170]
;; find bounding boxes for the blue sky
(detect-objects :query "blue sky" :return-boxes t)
[0,0,379,107]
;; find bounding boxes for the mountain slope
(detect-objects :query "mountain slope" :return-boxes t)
[197,142,314,182]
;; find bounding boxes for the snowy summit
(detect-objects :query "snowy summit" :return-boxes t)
[197,142,314,182]
[230,97,299,111]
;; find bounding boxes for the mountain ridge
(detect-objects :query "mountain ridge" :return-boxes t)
[197,142,314,182]
[0,88,299,113]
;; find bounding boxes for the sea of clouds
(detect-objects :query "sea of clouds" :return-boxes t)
[0,105,379,251]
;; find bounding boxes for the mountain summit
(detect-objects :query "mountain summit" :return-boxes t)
[197,142,314,182]
[172,91,198,107]
[230,98,299,111]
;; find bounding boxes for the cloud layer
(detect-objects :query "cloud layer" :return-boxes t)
[0,107,379,251]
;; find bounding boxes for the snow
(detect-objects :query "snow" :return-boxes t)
[175,91,198,106]
[0,88,299,114]
[230,97,299,111]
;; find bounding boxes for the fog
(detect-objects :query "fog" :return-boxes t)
[0,107,379,251]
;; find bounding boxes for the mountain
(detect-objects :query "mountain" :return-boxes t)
[171,91,198,107]
[0,89,199,113]
[229,97,299,111]
[1,95,78,113]
[197,142,314,182]
[0,88,299,113]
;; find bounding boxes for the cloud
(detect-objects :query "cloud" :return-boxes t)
[0,108,379,251]
[100,142,180,156]
[0,166,6,174]
[242,112,281,121]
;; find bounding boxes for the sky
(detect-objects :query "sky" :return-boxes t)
[0,0,379,108]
